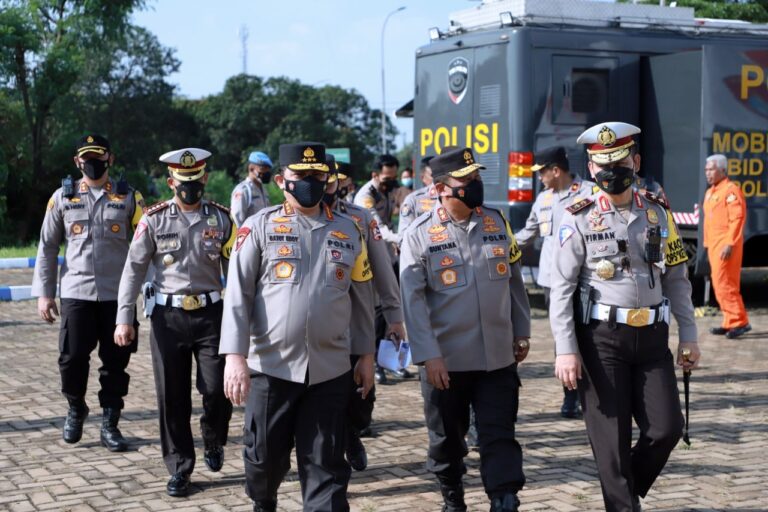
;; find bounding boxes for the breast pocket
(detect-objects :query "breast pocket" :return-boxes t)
[267,243,300,284]
[64,210,90,240]
[201,238,223,264]
[428,249,467,291]
[484,244,510,281]
[103,208,127,239]
[586,239,620,261]
[325,247,353,290]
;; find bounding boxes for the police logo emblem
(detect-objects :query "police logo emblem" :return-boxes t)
[463,150,473,163]
[72,223,83,235]
[335,268,345,281]
[440,268,458,286]
[448,56,469,105]
[86,135,94,143]
[646,209,659,224]
[275,261,294,279]
[303,147,316,162]
[589,217,609,232]
[496,262,508,275]
[596,259,615,280]
[330,249,342,261]
[111,224,120,233]
[180,151,197,168]
[597,126,617,147]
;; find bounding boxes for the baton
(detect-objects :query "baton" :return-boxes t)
[681,348,692,446]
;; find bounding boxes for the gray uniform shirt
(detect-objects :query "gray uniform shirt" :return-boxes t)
[354,179,400,247]
[335,200,403,325]
[400,203,531,372]
[549,190,697,356]
[116,199,236,325]
[32,178,144,301]
[398,186,438,234]
[219,203,376,385]
[515,176,597,287]
[231,178,270,227]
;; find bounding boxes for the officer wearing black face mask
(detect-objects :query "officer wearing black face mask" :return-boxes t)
[32,133,145,454]
[354,154,402,250]
[115,147,236,497]
[231,151,273,227]
[550,123,700,512]
[400,146,531,512]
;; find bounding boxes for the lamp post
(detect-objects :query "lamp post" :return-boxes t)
[381,6,406,155]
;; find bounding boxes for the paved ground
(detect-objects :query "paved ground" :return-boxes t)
[1,270,767,511]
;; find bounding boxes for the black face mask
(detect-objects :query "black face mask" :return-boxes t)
[259,171,272,184]
[284,176,326,208]
[379,179,399,194]
[322,191,336,207]
[594,166,635,195]
[338,186,349,199]
[81,159,109,180]
[450,179,484,209]
[175,181,205,205]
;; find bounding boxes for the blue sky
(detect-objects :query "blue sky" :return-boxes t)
[132,0,474,149]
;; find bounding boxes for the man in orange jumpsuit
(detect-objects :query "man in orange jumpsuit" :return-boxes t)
[703,154,751,339]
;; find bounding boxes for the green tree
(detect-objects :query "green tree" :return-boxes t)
[626,0,768,22]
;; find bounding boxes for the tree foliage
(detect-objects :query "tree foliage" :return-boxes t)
[628,0,768,22]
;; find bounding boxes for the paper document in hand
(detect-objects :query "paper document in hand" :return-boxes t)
[376,339,412,371]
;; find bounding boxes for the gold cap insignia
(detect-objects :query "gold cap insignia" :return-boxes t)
[180,151,197,168]
[597,126,617,147]
[86,136,94,143]
[303,147,316,162]
[463,150,473,163]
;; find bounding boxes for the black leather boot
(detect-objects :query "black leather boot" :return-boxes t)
[100,408,128,452]
[560,387,581,419]
[63,402,89,444]
[204,445,224,472]
[490,493,520,512]
[345,430,368,471]
[439,479,467,512]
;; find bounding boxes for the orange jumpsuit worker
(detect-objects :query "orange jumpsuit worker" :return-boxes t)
[703,154,751,339]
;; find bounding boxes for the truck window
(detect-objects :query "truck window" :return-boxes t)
[572,68,609,114]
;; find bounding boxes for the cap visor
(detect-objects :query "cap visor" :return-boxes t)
[589,148,631,165]
[77,146,107,156]
[448,163,485,178]
[337,173,349,180]
[286,163,330,172]
[170,168,206,181]
[531,163,547,172]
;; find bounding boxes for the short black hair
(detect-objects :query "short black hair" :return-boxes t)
[376,154,399,170]
[420,156,434,169]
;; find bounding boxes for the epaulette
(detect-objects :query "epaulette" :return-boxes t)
[146,201,170,216]
[644,191,669,209]
[566,198,594,214]
[209,200,231,214]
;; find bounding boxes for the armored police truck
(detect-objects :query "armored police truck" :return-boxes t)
[400,0,768,276]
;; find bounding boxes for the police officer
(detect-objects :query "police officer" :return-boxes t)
[399,156,437,233]
[32,134,144,452]
[220,142,376,512]
[354,153,401,247]
[336,162,356,202]
[629,142,668,203]
[549,122,701,512]
[400,147,531,512]
[323,155,405,471]
[514,146,597,418]
[231,150,273,226]
[114,148,235,497]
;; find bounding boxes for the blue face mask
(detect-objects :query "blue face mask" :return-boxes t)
[401,178,413,189]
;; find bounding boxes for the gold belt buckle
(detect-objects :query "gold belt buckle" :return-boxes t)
[626,308,650,327]
[181,295,203,311]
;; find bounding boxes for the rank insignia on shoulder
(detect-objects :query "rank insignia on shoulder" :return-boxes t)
[644,191,669,209]
[566,198,594,214]
[437,207,449,222]
[330,230,350,240]
[146,201,170,216]
[209,200,231,213]
[272,216,290,223]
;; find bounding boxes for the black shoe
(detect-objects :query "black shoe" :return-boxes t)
[252,501,276,512]
[359,426,374,438]
[100,408,128,452]
[204,445,224,472]
[560,388,581,419]
[632,495,642,512]
[345,431,368,471]
[490,493,520,512]
[390,368,413,379]
[709,326,729,335]
[726,324,752,339]
[439,481,466,512]
[63,403,89,444]
[374,366,387,385]
[166,473,190,497]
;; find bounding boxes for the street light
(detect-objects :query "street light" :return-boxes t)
[381,6,406,155]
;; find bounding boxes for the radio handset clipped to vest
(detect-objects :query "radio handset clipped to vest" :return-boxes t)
[62,175,75,199]
[645,225,662,289]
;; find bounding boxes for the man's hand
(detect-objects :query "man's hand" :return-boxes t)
[677,341,701,371]
[720,244,733,260]
[114,324,135,347]
[555,353,582,390]
[224,354,251,406]
[386,322,406,345]
[37,297,59,324]
[424,357,450,390]
[353,354,375,399]
[514,337,530,363]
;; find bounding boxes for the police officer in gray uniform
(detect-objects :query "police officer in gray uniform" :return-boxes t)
[231,150,272,226]
[514,146,597,418]
[32,134,144,452]
[219,142,375,512]
[399,156,437,234]
[400,147,531,512]
[354,153,401,248]
[549,123,701,512]
[115,147,236,497]
[323,155,405,471]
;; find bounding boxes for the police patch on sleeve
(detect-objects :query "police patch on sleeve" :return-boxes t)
[235,227,251,251]
[559,225,576,246]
